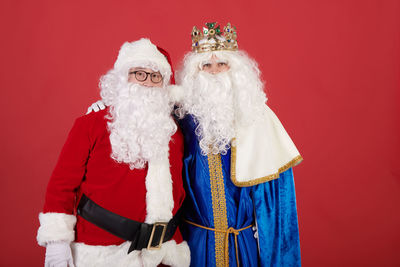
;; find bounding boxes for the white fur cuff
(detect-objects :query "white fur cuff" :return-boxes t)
[37,212,76,246]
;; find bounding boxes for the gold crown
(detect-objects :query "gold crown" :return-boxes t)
[191,22,238,53]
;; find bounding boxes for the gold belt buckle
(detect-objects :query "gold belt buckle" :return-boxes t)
[147,222,168,250]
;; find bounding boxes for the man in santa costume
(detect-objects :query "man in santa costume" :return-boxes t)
[172,22,303,266]
[37,38,190,267]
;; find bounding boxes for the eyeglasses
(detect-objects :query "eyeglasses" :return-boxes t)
[129,70,163,83]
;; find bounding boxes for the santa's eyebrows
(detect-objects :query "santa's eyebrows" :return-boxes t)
[129,67,160,73]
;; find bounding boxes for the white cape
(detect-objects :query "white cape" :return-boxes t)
[231,105,302,187]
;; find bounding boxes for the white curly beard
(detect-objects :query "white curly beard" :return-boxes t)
[103,81,176,169]
[177,51,268,155]
[181,72,236,155]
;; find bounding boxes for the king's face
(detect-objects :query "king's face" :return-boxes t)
[200,54,230,74]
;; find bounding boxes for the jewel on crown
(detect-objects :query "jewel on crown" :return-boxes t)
[191,22,238,53]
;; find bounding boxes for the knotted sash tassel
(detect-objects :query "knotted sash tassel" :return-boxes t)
[184,219,253,267]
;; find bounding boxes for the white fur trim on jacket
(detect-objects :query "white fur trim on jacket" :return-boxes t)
[37,212,76,246]
[71,240,190,267]
[145,156,174,223]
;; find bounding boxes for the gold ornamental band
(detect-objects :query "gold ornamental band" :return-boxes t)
[207,153,229,266]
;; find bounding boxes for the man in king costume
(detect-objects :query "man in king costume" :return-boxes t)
[37,38,190,267]
[172,22,303,267]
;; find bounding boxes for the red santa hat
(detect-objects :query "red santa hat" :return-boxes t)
[114,38,173,84]
[156,45,175,85]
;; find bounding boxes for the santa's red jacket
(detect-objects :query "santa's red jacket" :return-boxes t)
[38,108,185,246]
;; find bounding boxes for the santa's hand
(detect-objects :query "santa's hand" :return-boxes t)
[86,100,106,114]
[45,241,75,267]
[252,225,259,239]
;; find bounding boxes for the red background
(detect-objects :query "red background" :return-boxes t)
[1,0,399,266]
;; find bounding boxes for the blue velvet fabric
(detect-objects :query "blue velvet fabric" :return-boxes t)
[179,114,301,267]
[252,168,301,266]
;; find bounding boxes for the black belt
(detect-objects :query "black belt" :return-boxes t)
[77,194,181,254]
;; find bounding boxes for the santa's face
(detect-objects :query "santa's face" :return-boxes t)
[99,66,176,169]
[128,67,164,87]
[200,54,230,74]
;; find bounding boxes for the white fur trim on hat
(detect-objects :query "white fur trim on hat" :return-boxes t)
[168,85,185,104]
[114,38,172,83]
[37,212,76,246]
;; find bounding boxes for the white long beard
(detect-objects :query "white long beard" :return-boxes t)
[106,83,177,169]
[181,72,236,155]
[177,52,269,156]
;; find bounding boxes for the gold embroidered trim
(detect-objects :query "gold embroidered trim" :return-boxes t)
[230,141,303,187]
[207,154,229,267]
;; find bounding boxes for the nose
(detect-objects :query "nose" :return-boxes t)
[142,81,152,86]
[210,64,218,74]
[141,75,154,86]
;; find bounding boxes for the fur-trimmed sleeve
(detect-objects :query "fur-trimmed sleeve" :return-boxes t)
[37,115,93,246]
[37,212,76,246]
[43,116,92,214]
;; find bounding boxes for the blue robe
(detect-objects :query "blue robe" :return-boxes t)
[179,114,301,267]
